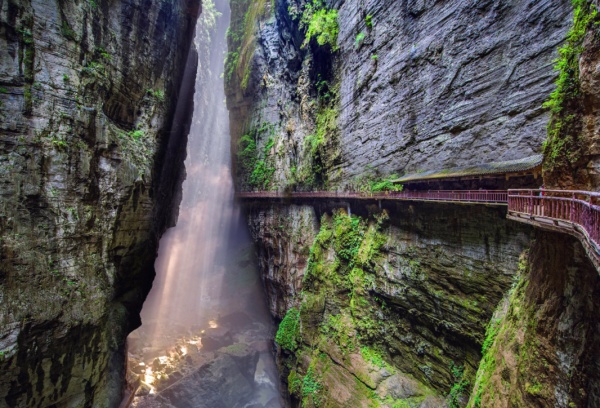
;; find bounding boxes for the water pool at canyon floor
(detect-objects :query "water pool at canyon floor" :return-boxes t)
[127,2,283,406]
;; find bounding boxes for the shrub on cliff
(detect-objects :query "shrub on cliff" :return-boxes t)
[276,307,301,351]
[301,1,339,50]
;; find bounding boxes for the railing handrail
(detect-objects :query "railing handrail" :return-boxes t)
[508,188,600,197]
[507,188,600,263]
[237,188,600,269]
[236,190,509,202]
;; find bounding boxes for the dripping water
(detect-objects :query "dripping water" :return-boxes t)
[127,1,283,406]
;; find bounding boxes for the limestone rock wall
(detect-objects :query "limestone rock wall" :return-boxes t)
[227,0,600,406]
[245,201,533,405]
[468,231,600,407]
[0,0,200,406]
[226,0,572,191]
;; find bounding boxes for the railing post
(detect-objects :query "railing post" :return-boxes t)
[529,194,533,216]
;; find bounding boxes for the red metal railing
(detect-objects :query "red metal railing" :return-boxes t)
[236,190,508,203]
[238,188,600,264]
[508,189,600,252]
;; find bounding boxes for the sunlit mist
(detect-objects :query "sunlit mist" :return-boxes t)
[127,1,282,406]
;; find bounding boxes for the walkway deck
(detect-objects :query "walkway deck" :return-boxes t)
[237,188,600,269]
[507,189,600,268]
[237,190,508,205]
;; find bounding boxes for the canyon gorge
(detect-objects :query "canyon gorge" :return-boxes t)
[1,0,600,407]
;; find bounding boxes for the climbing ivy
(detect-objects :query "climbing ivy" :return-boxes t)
[236,125,276,189]
[225,0,271,90]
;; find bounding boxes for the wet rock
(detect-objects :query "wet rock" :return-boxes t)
[226,0,572,191]
[0,0,200,405]
[156,354,257,408]
[201,327,234,351]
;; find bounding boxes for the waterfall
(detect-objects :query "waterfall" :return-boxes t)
[127,1,283,406]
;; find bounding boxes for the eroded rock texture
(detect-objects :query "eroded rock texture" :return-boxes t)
[226,0,572,191]
[245,201,532,405]
[0,0,199,406]
[469,231,600,407]
[227,0,600,407]
[543,0,600,190]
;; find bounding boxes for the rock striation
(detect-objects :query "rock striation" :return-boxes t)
[226,0,572,191]
[0,0,199,406]
[228,0,600,407]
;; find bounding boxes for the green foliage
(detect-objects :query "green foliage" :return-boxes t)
[62,74,70,82]
[237,126,276,189]
[319,313,354,352]
[371,54,378,60]
[87,0,98,10]
[467,254,530,407]
[447,362,470,408]
[276,307,301,351]
[365,14,373,29]
[225,0,271,89]
[525,380,543,396]
[146,89,165,101]
[448,379,470,408]
[302,5,339,50]
[237,133,257,172]
[18,28,33,45]
[96,47,112,61]
[128,130,144,140]
[0,87,7,93]
[542,0,598,171]
[288,369,302,394]
[481,318,500,356]
[301,365,322,403]
[360,346,386,368]
[249,160,275,188]
[225,51,240,82]
[81,61,104,76]
[450,362,464,380]
[351,173,403,193]
[333,212,363,263]
[355,32,365,47]
[303,104,338,185]
[369,176,403,193]
[61,21,77,41]
[48,133,67,149]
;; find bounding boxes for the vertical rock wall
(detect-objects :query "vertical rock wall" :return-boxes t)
[227,0,600,407]
[226,0,572,191]
[468,232,600,407]
[245,201,533,406]
[0,0,200,406]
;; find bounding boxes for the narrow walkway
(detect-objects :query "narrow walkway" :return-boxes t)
[237,190,508,204]
[507,189,600,268]
[237,188,600,268]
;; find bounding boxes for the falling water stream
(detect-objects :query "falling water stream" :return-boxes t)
[127,1,283,406]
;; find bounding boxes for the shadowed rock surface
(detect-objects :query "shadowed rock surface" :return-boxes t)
[0,0,199,406]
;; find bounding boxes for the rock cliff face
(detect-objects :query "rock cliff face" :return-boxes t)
[228,0,600,407]
[469,231,600,407]
[542,0,600,190]
[226,0,572,191]
[245,200,532,406]
[0,0,199,406]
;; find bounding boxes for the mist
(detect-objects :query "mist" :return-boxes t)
[127,1,283,406]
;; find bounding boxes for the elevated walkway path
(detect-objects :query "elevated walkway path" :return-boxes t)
[236,190,508,205]
[237,188,600,269]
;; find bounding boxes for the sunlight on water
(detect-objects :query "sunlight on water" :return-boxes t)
[127,1,283,406]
